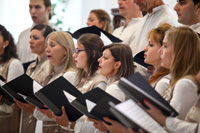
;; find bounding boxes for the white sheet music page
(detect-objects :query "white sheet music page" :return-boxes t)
[100,32,112,46]
[33,81,43,93]
[86,99,96,112]
[115,99,167,133]
[0,79,5,86]
[63,90,76,103]
[18,93,27,99]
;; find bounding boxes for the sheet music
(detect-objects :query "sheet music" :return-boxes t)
[33,81,43,93]
[86,99,96,112]
[18,93,27,99]
[100,32,112,46]
[63,90,76,103]
[115,99,167,133]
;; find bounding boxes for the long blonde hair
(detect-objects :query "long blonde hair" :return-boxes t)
[166,26,200,87]
[45,31,76,74]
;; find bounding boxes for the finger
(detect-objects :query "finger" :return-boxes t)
[103,117,115,124]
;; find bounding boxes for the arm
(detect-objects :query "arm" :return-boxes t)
[170,78,198,119]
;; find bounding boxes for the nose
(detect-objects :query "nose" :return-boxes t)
[174,3,179,11]
[30,7,36,14]
[86,21,90,26]
[29,38,33,44]
[98,56,102,63]
[45,46,50,53]
[158,45,163,55]
[73,53,77,58]
[144,45,148,52]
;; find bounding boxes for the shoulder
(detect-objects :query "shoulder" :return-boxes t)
[174,78,198,92]
[10,59,23,67]
[63,70,77,77]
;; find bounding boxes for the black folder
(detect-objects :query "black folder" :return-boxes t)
[1,74,45,108]
[71,88,121,124]
[133,51,152,68]
[69,26,122,43]
[34,76,83,122]
[118,72,178,117]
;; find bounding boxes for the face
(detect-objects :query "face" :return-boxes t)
[98,49,120,78]
[73,42,88,71]
[0,34,7,56]
[118,0,137,17]
[174,0,198,25]
[87,12,103,29]
[134,0,153,12]
[46,37,67,67]
[29,0,50,24]
[144,36,161,69]
[29,29,45,56]
[159,35,172,69]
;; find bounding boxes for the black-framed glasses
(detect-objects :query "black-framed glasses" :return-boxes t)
[74,48,86,55]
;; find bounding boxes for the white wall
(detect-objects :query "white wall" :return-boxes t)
[0,0,176,43]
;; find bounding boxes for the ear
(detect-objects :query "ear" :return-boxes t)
[99,22,105,29]
[3,40,9,48]
[114,61,121,69]
[195,2,200,11]
[47,6,51,15]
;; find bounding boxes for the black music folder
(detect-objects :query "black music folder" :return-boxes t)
[133,51,152,68]
[70,88,121,124]
[0,74,45,108]
[109,99,167,133]
[35,76,83,122]
[118,72,178,117]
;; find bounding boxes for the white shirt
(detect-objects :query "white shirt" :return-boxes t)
[112,17,144,54]
[154,74,171,96]
[190,22,200,34]
[16,23,57,63]
[166,117,199,133]
[170,78,198,120]
[132,5,180,54]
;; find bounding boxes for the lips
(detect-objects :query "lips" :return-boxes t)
[47,55,52,59]
[144,53,147,58]
[32,16,37,21]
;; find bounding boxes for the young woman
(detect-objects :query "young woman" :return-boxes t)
[59,43,134,133]
[52,34,108,131]
[14,24,54,133]
[32,31,77,133]
[87,9,112,33]
[0,24,24,132]
[160,26,200,120]
[144,23,172,95]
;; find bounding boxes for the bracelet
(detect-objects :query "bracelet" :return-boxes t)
[67,121,72,129]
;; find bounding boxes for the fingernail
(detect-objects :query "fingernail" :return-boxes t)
[143,98,148,102]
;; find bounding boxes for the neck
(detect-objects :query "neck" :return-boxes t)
[147,0,165,13]
[124,12,143,27]
[37,52,45,62]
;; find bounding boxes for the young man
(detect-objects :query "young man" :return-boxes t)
[174,0,200,33]
[112,0,143,54]
[16,0,56,65]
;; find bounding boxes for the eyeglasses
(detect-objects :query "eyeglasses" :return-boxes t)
[74,48,86,55]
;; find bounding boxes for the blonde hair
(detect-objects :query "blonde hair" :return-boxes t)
[91,9,112,33]
[45,31,76,74]
[166,26,200,87]
[147,23,172,84]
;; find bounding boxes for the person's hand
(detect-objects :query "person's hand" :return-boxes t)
[52,106,70,127]
[103,117,129,133]
[36,106,53,118]
[143,100,166,126]
[14,99,35,114]
[0,95,3,105]
[88,118,108,131]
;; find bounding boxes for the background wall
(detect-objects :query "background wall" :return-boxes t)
[0,0,176,43]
